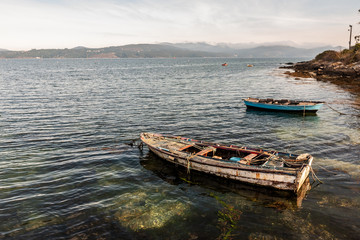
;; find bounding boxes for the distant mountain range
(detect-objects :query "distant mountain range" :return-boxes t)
[0,43,340,59]
[164,42,340,58]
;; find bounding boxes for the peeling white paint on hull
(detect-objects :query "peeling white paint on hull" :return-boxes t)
[141,133,313,192]
[149,146,298,191]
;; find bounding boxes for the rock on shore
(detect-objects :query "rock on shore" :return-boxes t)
[282,44,360,94]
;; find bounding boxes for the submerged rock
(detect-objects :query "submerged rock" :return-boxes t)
[112,190,190,231]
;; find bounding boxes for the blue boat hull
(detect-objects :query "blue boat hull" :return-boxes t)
[244,100,323,113]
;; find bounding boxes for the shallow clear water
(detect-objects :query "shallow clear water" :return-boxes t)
[0,58,359,239]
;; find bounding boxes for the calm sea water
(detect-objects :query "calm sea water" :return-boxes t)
[0,58,359,240]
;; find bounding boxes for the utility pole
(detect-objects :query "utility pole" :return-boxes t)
[349,25,353,49]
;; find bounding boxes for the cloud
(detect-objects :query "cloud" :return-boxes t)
[0,0,359,50]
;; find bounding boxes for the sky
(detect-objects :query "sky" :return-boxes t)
[1,0,359,50]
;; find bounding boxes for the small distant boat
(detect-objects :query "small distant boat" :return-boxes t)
[243,97,324,113]
[222,63,228,66]
[247,64,253,67]
[140,132,313,192]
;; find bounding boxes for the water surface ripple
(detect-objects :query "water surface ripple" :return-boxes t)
[0,58,359,239]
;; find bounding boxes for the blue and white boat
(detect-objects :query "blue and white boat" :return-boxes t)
[243,97,324,113]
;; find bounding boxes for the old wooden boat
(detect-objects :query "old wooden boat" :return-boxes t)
[243,97,324,113]
[141,152,311,208]
[140,132,313,192]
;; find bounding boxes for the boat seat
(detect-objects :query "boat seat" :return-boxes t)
[243,153,258,161]
[178,144,193,151]
[196,147,215,156]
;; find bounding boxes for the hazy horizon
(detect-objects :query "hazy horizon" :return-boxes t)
[0,40,344,52]
[1,0,359,51]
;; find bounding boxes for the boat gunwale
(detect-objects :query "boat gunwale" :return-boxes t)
[243,97,324,105]
[146,145,304,176]
[143,133,300,157]
[141,133,311,176]
[144,133,297,157]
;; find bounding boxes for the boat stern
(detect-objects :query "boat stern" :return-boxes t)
[295,155,313,192]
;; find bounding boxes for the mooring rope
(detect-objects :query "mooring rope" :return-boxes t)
[126,139,144,150]
[310,165,323,184]
[186,153,196,174]
[326,103,360,117]
[316,163,339,174]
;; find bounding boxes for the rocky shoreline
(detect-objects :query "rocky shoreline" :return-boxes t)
[282,60,360,81]
[281,45,360,95]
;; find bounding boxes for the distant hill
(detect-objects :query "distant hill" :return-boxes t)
[234,45,338,58]
[0,48,9,52]
[0,43,339,59]
[167,42,339,58]
[162,42,234,53]
[71,46,87,50]
[0,44,230,59]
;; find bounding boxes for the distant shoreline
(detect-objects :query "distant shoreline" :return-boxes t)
[0,43,338,59]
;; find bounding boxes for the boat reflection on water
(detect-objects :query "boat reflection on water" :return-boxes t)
[140,152,311,210]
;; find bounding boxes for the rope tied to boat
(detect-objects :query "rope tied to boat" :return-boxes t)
[325,103,360,117]
[126,138,143,150]
[186,153,196,174]
[310,165,323,184]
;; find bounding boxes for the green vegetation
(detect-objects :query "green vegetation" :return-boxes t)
[315,43,360,64]
[211,193,242,240]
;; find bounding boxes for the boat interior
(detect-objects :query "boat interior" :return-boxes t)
[179,144,280,166]
[246,98,321,106]
[141,133,309,169]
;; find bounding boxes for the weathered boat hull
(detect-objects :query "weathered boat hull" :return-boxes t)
[243,98,323,113]
[141,152,311,208]
[140,133,313,192]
